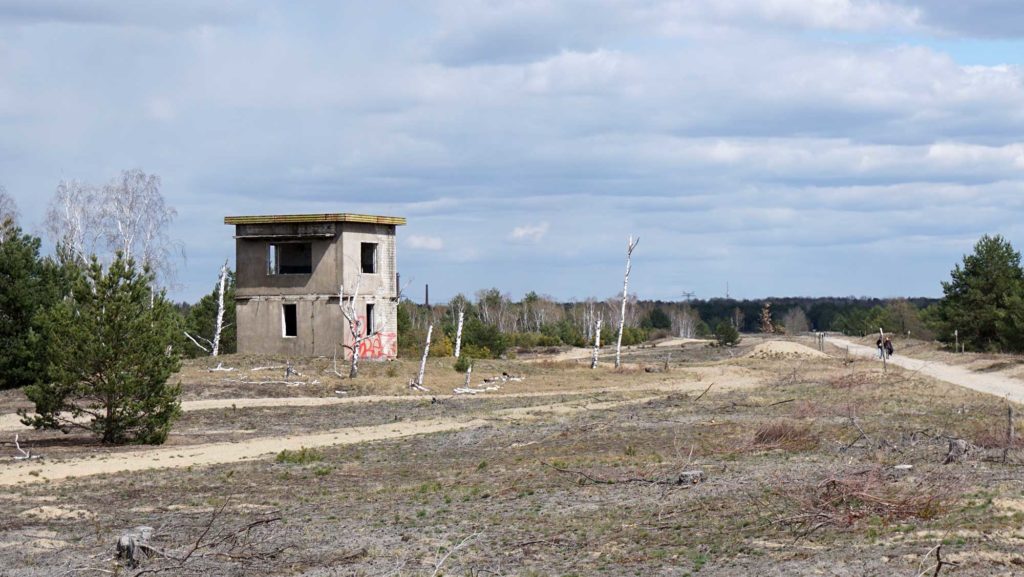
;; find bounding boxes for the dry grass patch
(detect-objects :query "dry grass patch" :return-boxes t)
[752,421,820,452]
[761,467,957,538]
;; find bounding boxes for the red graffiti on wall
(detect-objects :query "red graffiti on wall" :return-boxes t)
[357,331,398,359]
[344,315,397,360]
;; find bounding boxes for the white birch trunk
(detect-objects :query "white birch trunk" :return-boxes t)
[454,311,465,358]
[591,318,602,369]
[417,325,433,387]
[464,363,473,387]
[615,236,639,369]
[350,317,363,378]
[211,259,228,357]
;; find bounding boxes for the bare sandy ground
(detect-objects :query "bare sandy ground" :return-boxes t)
[0,364,757,433]
[0,397,661,486]
[747,340,828,360]
[538,338,709,363]
[827,337,1024,403]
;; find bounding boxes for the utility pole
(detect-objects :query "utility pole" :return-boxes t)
[681,291,695,302]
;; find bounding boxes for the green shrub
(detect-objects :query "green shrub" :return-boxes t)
[276,447,323,465]
[461,344,492,359]
[536,334,562,347]
[714,321,741,346]
[453,354,472,373]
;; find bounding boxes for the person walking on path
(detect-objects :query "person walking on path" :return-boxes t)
[884,337,894,359]
[876,336,884,359]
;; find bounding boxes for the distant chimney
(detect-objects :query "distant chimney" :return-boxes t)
[425,284,430,307]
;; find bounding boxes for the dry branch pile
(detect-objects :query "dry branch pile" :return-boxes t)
[762,467,955,538]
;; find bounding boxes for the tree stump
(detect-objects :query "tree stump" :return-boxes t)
[676,470,705,485]
[117,526,154,568]
[944,438,971,464]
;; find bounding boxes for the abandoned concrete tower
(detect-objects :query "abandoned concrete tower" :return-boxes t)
[224,213,406,359]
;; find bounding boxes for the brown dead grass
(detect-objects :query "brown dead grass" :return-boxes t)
[765,467,956,537]
[753,421,820,451]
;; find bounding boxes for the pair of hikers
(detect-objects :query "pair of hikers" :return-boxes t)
[876,336,894,359]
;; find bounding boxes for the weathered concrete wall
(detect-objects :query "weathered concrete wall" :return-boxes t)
[235,223,339,298]
[232,220,399,359]
[236,295,398,359]
[338,222,398,299]
[236,296,342,357]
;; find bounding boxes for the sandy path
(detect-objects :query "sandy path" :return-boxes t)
[826,337,1024,403]
[0,365,756,432]
[0,397,660,486]
[533,338,708,363]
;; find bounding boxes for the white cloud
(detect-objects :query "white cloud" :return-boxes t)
[407,235,444,251]
[510,222,550,243]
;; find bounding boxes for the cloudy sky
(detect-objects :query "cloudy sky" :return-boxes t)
[3,0,1024,303]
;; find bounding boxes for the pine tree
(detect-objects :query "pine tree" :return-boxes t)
[0,221,60,390]
[936,234,1024,352]
[22,254,181,444]
[715,321,741,346]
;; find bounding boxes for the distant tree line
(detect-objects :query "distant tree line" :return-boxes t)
[394,288,944,359]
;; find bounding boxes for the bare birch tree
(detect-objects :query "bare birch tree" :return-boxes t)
[673,304,700,338]
[338,276,383,378]
[100,169,181,285]
[0,186,17,227]
[416,325,433,388]
[45,171,181,285]
[591,318,602,369]
[211,260,229,357]
[454,309,465,358]
[615,236,639,369]
[45,179,100,261]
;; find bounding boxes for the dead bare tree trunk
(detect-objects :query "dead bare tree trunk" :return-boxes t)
[454,310,465,358]
[1005,405,1015,464]
[591,318,602,369]
[417,325,433,387]
[339,277,382,379]
[615,236,639,369]
[212,259,229,357]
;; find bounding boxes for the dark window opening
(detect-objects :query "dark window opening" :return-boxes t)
[365,303,375,335]
[361,242,377,274]
[282,303,297,337]
[268,243,313,275]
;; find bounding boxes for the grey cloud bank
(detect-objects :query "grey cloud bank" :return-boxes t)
[2,0,1023,303]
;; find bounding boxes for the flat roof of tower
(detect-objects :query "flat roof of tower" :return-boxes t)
[224,213,406,226]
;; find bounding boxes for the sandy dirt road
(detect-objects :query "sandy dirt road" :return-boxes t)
[0,363,756,433]
[827,337,1024,403]
[0,396,665,486]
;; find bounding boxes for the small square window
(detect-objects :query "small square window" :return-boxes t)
[268,243,312,275]
[361,243,377,274]
[282,303,297,337]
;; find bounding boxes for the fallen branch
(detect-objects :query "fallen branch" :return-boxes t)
[453,385,500,395]
[693,382,715,402]
[431,532,481,577]
[183,332,210,353]
[221,378,318,387]
[915,543,958,577]
[13,434,41,460]
[208,363,235,372]
[543,461,694,487]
